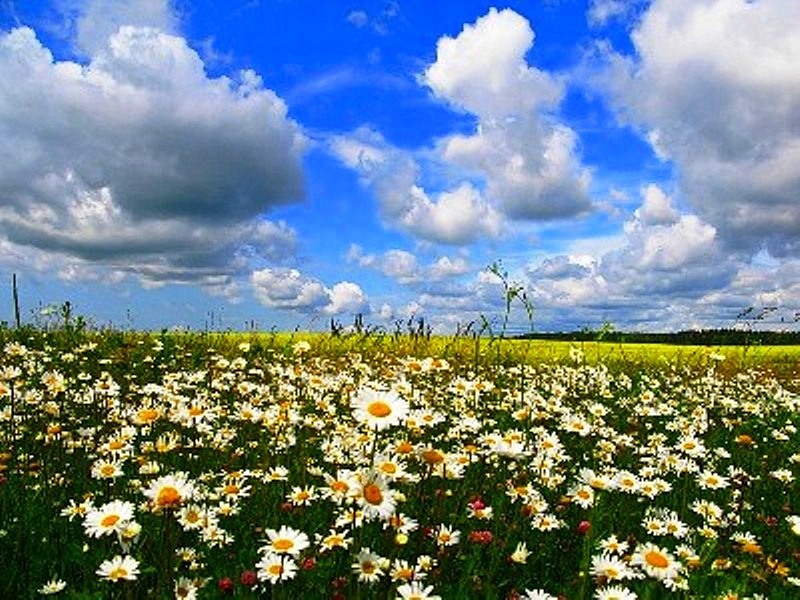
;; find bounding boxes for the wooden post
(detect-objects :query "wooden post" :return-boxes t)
[12,273,21,328]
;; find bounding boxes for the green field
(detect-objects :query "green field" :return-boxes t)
[1,328,798,598]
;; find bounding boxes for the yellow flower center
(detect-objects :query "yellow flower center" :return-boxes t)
[188,406,203,417]
[157,486,182,507]
[396,567,413,580]
[367,401,392,418]
[380,462,397,474]
[100,465,116,477]
[330,480,349,493]
[273,539,294,552]
[645,550,669,569]
[363,483,384,505]
[421,449,445,465]
[101,514,120,528]
[109,567,128,580]
[396,441,413,454]
[138,408,159,422]
[295,491,310,501]
[268,564,284,576]
[224,484,240,495]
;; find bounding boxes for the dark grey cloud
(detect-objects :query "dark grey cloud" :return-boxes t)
[0,25,305,287]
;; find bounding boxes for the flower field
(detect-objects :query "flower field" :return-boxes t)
[1,330,798,599]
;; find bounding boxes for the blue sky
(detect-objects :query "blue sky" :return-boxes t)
[1,0,798,332]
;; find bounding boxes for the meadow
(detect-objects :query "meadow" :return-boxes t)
[0,327,798,599]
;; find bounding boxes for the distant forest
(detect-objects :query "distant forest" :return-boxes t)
[515,329,800,346]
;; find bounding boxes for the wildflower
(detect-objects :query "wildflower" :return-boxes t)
[510,541,530,564]
[287,485,316,506]
[770,469,795,483]
[355,474,396,520]
[434,524,460,547]
[697,470,729,490]
[396,582,442,599]
[143,472,196,512]
[787,515,800,535]
[96,555,140,582]
[262,526,310,556]
[351,387,408,431]
[594,585,638,599]
[576,520,592,535]
[257,553,298,584]
[352,547,387,583]
[599,535,629,556]
[630,543,681,581]
[318,529,352,551]
[570,485,595,508]
[178,504,211,531]
[61,498,94,521]
[90,458,124,480]
[590,552,635,582]
[37,578,67,595]
[240,570,258,587]
[217,577,234,594]
[468,530,493,545]
[523,590,558,600]
[390,559,418,582]
[83,500,135,538]
[174,576,199,599]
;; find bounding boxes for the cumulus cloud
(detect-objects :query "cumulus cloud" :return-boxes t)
[347,245,471,284]
[0,25,305,287]
[330,128,501,244]
[424,8,593,220]
[521,186,738,330]
[75,0,178,56]
[251,268,368,315]
[597,0,800,256]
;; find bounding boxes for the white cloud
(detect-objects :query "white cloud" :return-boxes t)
[347,245,472,284]
[325,282,368,315]
[424,8,593,220]
[330,128,501,244]
[633,184,678,226]
[76,0,178,56]
[423,8,562,118]
[597,0,800,256]
[0,25,305,286]
[251,269,368,315]
[587,0,631,27]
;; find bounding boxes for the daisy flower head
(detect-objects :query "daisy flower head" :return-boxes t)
[37,578,67,595]
[590,552,635,582]
[396,582,442,599]
[83,500,135,538]
[594,585,638,600]
[257,553,298,584]
[351,386,408,431]
[317,529,352,551]
[143,472,196,512]
[510,541,530,564]
[630,542,681,581]
[787,515,800,536]
[96,555,140,582]
[90,458,124,480]
[355,473,396,520]
[352,547,387,583]
[523,589,558,600]
[262,525,310,556]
